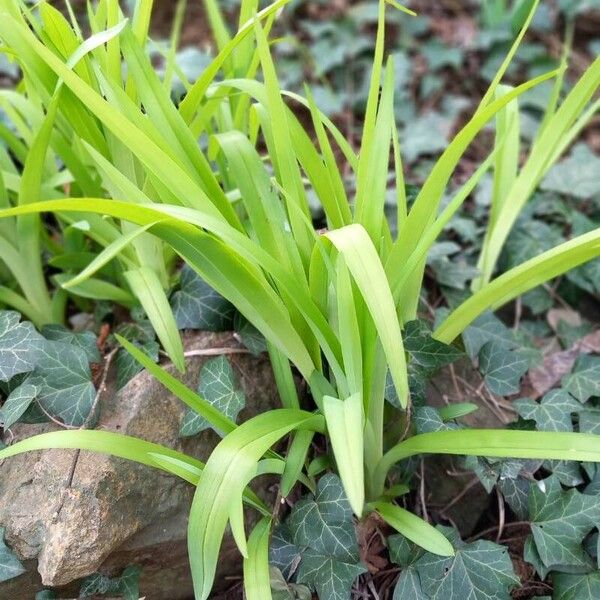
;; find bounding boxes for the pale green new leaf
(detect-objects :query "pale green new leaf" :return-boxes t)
[323,393,364,517]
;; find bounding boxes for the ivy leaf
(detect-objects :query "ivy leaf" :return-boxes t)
[270,524,302,579]
[541,143,600,200]
[404,320,463,370]
[29,340,96,427]
[415,542,518,599]
[388,365,429,408]
[513,390,581,432]
[462,312,515,359]
[479,342,529,395]
[392,527,519,600]
[170,265,234,331]
[524,535,550,579]
[430,258,480,290]
[464,455,501,493]
[579,410,600,435]
[529,475,600,571]
[115,340,160,390]
[568,258,600,296]
[502,220,563,270]
[0,527,25,583]
[295,549,366,600]
[498,477,530,520]
[276,474,366,600]
[270,566,312,600]
[179,356,245,437]
[562,355,600,403]
[288,474,355,559]
[41,324,100,364]
[0,311,43,382]
[0,382,39,428]
[114,319,156,344]
[402,111,451,163]
[234,313,267,356]
[118,565,142,600]
[78,565,141,600]
[413,406,459,435]
[393,567,427,599]
[553,571,600,600]
[388,534,424,568]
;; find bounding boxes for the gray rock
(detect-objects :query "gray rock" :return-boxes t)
[0,331,279,598]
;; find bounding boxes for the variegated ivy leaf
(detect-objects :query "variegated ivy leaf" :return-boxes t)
[41,324,100,363]
[404,320,463,370]
[552,571,600,600]
[170,265,234,331]
[270,474,366,600]
[529,475,600,571]
[179,356,245,437]
[0,382,39,428]
[513,390,581,432]
[562,355,600,403]
[28,340,96,427]
[392,526,519,600]
[0,527,25,583]
[462,312,516,360]
[0,311,43,382]
[478,341,529,396]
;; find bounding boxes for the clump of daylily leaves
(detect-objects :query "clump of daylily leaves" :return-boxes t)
[0,0,599,598]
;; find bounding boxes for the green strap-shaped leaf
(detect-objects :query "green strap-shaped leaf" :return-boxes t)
[373,501,454,557]
[0,199,321,379]
[124,267,185,373]
[0,429,203,483]
[434,228,600,344]
[178,0,292,123]
[243,518,273,600]
[63,223,158,289]
[374,429,600,499]
[326,224,408,407]
[188,409,324,600]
